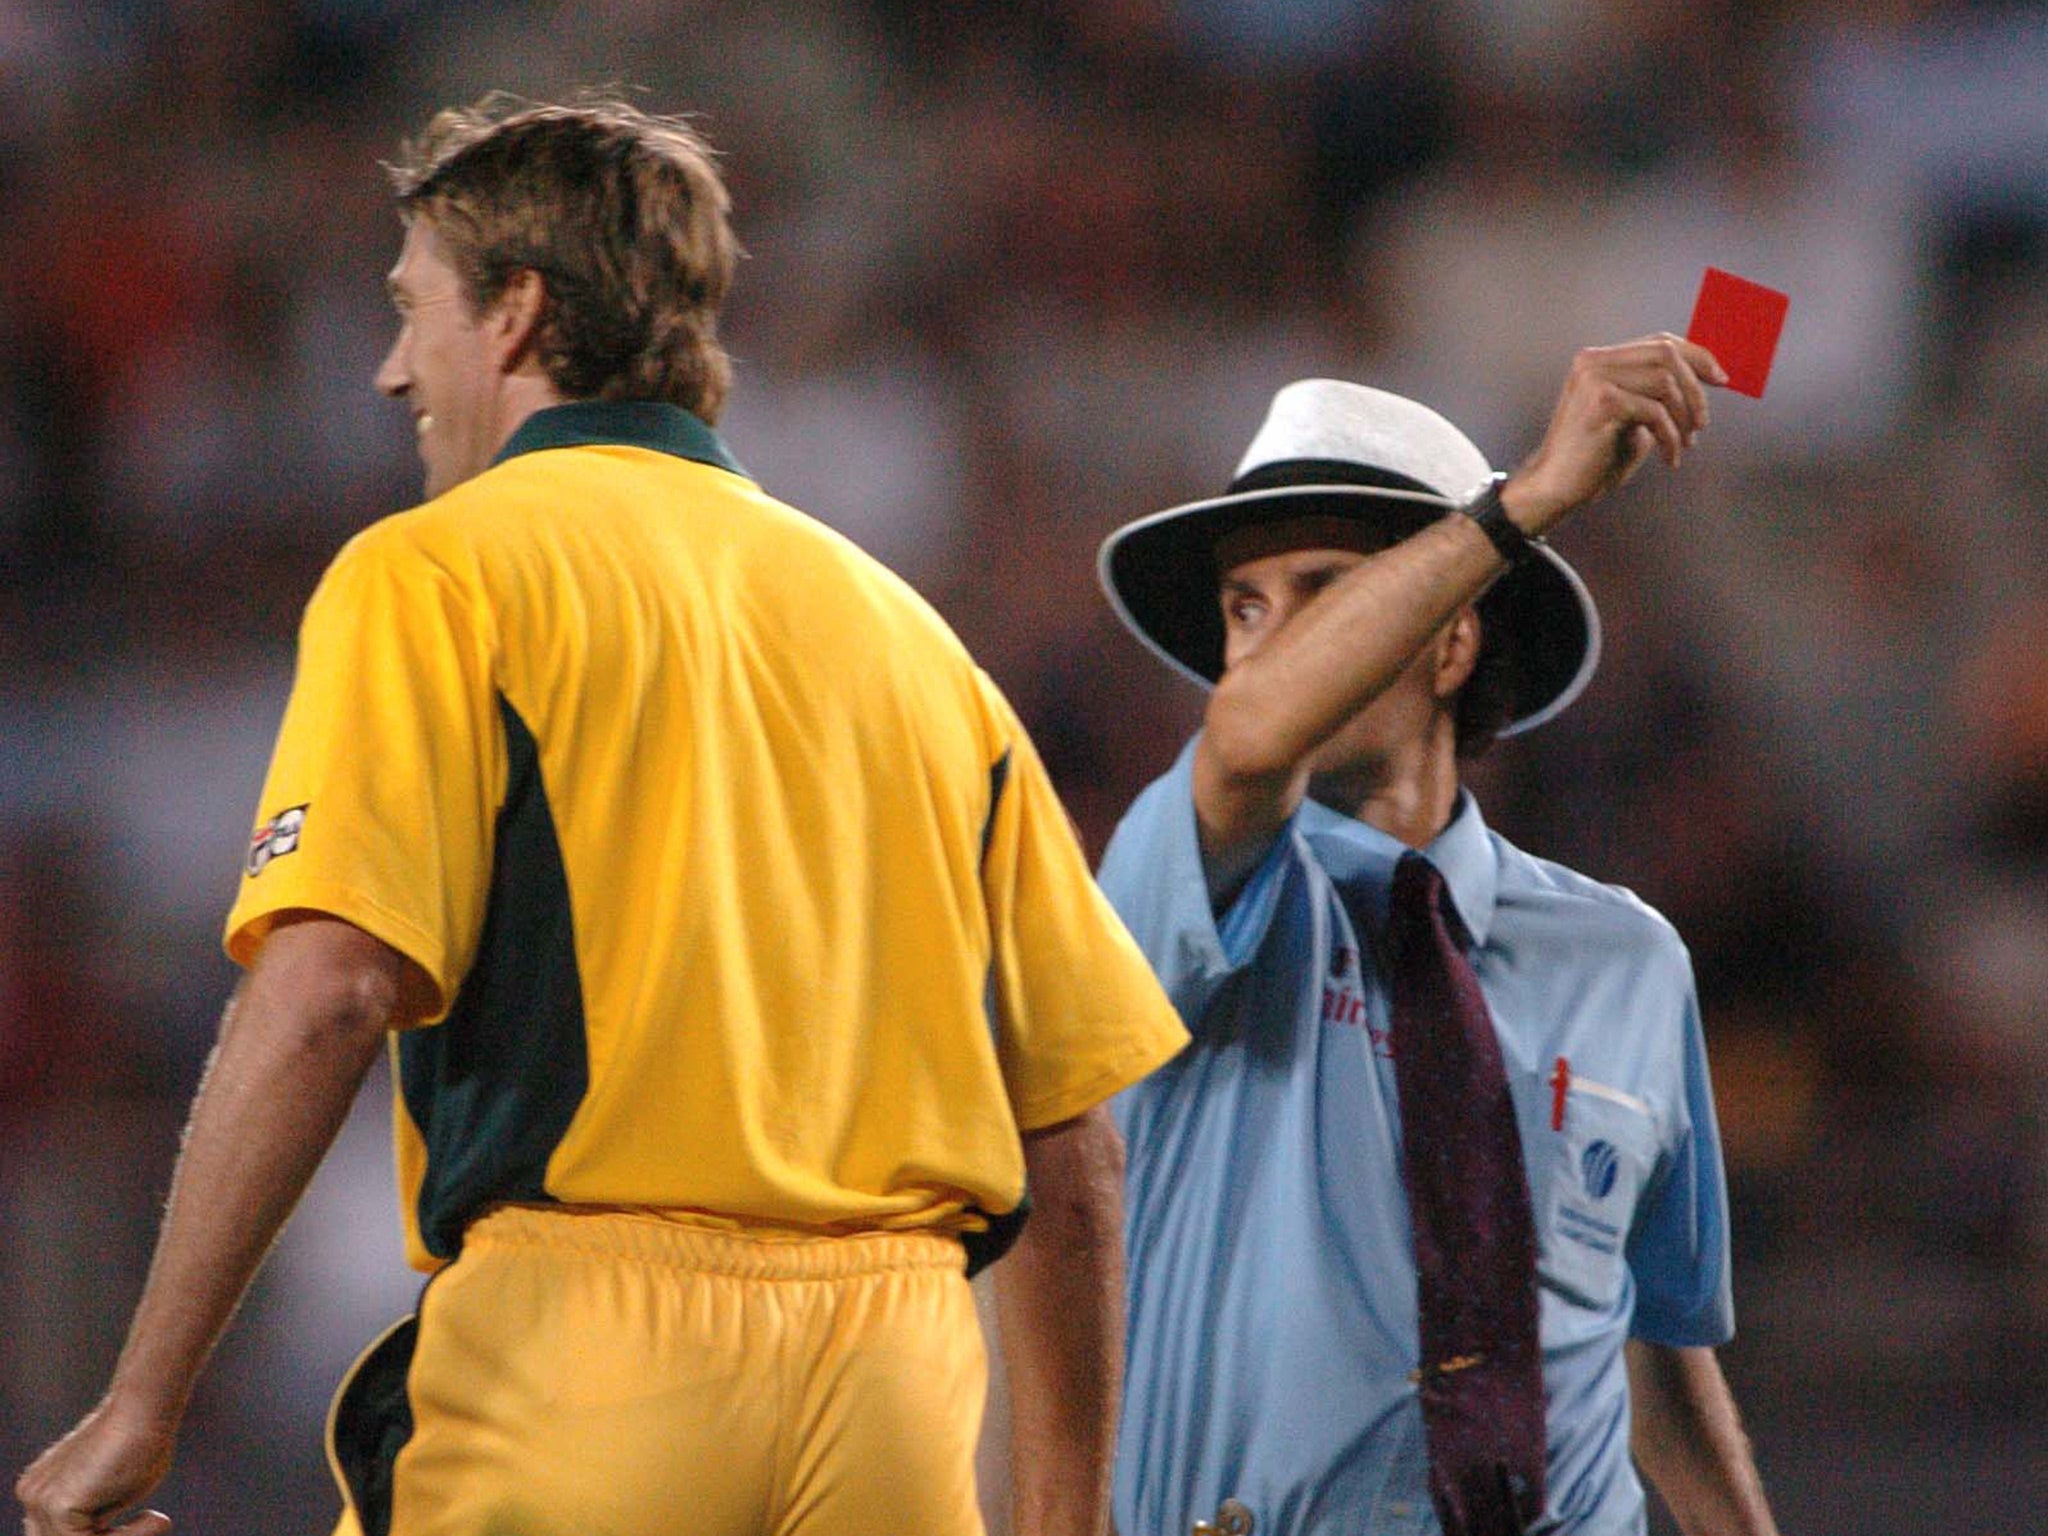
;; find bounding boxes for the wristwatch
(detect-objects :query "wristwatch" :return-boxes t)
[1458,473,1538,567]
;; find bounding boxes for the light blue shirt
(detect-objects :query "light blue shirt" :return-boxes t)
[1101,741,1733,1536]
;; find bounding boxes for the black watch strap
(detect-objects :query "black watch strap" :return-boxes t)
[1457,473,1537,567]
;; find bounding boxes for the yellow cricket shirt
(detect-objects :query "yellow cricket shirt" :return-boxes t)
[225,401,1186,1273]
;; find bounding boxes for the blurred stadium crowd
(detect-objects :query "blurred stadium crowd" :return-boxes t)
[1,1,2043,1531]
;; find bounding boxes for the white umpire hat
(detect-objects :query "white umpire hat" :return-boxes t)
[1097,379,1602,738]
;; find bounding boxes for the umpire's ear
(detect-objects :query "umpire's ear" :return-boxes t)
[1431,607,1483,703]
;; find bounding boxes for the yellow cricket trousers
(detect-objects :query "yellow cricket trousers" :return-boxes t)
[327,1205,990,1536]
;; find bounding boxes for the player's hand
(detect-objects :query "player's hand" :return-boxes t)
[1502,333,1728,537]
[15,1397,175,1536]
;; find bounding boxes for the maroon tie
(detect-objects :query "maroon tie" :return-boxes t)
[1386,851,1547,1536]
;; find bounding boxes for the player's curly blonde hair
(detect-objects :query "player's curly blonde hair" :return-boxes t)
[388,93,740,423]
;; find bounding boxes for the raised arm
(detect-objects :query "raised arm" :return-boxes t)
[1627,1340,1781,1536]
[16,917,425,1536]
[1193,335,1727,885]
[992,1104,1129,1536]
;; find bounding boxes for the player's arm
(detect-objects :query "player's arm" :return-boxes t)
[15,916,428,1536]
[1626,1339,1781,1536]
[992,1104,1128,1536]
[1193,335,1727,890]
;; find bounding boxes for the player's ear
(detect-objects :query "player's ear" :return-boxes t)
[1433,607,1482,700]
[486,268,550,374]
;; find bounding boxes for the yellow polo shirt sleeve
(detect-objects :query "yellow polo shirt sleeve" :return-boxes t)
[224,522,503,1015]
[976,673,1188,1130]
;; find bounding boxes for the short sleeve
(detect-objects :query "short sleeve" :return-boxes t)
[976,676,1188,1131]
[1625,978,1737,1346]
[1096,737,1292,1028]
[222,525,503,1016]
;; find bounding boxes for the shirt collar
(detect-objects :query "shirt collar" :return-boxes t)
[1298,789,1501,950]
[492,400,751,479]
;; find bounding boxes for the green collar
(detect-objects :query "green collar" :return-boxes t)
[493,401,750,479]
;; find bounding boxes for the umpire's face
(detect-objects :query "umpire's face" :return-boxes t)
[375,216,505,500]
[1217,514,1480,790]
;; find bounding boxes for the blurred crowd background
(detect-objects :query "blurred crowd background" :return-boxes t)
[2,1,2044,1531]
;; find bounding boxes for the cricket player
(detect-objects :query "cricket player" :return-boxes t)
[17,96,1186,1536]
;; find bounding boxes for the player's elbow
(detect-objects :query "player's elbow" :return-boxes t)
[241,915,421,1051]
[1020,1105,1127,1244]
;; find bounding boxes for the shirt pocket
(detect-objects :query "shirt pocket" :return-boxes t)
[1512,1070,1660,1311]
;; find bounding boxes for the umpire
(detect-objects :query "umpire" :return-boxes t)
[17,97,1185,1536]
[1096,341,1783,1536]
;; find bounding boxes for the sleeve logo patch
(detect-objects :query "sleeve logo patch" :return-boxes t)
[247,804,309,877]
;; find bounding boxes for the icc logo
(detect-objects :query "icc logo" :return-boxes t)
[1580,1140,1620,1200]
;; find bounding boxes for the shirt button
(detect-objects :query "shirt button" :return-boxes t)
[1388,1501,1415,1518]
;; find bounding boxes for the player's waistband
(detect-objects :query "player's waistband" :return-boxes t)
[462,1203,970,1279]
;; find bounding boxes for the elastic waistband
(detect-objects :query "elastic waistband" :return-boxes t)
[461,1204,969,1280]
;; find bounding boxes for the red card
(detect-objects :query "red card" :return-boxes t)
[1686,267,1789,398]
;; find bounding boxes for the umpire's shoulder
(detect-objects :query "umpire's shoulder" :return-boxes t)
[1494,837,1693,972]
